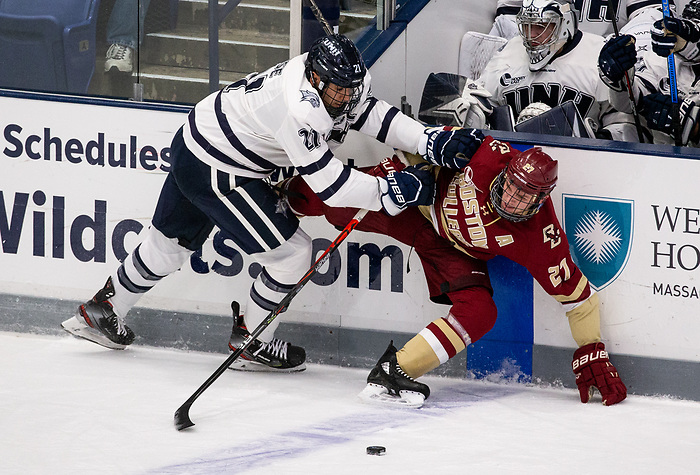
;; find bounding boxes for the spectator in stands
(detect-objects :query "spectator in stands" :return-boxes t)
[598,0,700,145]
[105,0,151,73]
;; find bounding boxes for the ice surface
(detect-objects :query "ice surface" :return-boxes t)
[3,332,699,474]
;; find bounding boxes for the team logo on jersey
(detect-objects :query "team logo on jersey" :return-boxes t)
[542,224,561,249]
[499,73,526,87]
[300,90,321,108]
[562,194,633,291]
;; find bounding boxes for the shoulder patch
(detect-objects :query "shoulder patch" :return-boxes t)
[301,90,321,108]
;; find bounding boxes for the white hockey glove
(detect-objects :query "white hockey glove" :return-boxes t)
[641,93,700,145]
[458,80,494,129]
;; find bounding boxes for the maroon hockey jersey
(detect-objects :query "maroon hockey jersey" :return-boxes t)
[429,136,591,305]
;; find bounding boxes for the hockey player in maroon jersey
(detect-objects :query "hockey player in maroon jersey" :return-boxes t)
[282,127,627,408]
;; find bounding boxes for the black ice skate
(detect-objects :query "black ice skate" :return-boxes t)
[61,277,135,350]
[227,302,306,373]
[358,341,430,408]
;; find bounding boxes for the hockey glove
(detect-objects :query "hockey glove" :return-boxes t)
[459,80,494,129]
[379,166,435,216]
[651,17,700,61]
[641,93,700,144]
[597,34,637,91]
[421,127,484,169]
[572,342,627,406]
[366,154,407,178]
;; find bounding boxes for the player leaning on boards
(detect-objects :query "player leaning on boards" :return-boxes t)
[598,0,700,145]
[61,34,480,371]
[283,130,627,407]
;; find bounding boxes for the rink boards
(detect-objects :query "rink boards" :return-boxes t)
[1,91,699,400]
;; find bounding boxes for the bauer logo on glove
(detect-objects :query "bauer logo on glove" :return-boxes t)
[420,126,485,169]
[572,342,627,406]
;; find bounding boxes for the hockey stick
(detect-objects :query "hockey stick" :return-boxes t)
[661,0,683,146]
[607,0,647,143]
[305,0,334,36]
[174,208,369,431]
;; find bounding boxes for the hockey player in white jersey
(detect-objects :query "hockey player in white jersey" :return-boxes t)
[61,34,484,371]
[463,0,619,137]
[598,0,700,145]
[489,0,671,39]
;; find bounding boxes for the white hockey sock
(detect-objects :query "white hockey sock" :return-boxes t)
[109,226,193,318]
[243,228,312,342]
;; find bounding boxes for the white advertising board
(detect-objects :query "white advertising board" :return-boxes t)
[0,94,440,335]
[535,145,700,362]
[3,93,700,364]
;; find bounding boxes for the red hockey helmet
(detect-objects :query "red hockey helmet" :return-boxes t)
[490,147,558,222]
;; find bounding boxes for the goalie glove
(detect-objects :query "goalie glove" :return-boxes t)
[651,17,700,62]
[572,342,627,406]
[379,166,435,216]
[597,34,637,91]
[420,126,485,169]
[459,80,494,128]
[641,93,700,145]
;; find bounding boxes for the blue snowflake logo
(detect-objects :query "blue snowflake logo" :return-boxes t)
[573,210,623,264]
[563,195,634,291]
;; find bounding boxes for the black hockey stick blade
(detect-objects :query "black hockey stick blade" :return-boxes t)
[174,208,368,430]
[174,403,195,431]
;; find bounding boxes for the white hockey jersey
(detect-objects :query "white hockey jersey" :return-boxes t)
[183,54,425,211]
[609,49,700,144]
[480,31,612,126]
[493,0,670,37]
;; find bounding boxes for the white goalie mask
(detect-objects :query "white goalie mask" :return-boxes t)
[516,0,578,71]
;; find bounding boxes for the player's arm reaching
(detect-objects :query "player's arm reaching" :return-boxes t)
[522,202,627,406]
[348,85,487,169]
[279,35,435,216]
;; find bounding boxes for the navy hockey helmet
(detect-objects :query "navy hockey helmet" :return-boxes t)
[305,34,367,117]
[683,0,700,20]
[490,147,558,222]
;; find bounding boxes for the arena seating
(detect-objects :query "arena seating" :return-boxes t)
[0,0,100,94]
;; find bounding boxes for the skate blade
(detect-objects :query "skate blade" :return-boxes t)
[61,316,127,350]
[227,357,306,373]
[357,383,426,408]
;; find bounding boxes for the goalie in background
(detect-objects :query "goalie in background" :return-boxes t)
[436,0,634,140]
[282,131,627,408]
[598,0,700,146]
[488,0,671,40]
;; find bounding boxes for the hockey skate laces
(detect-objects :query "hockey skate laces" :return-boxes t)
[254,338,288,360]
[113,316,130,337]
[392,362,418,381]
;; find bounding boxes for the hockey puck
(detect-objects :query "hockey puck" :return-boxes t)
[366,445,386,456]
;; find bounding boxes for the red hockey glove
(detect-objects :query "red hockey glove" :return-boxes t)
[366,154,407,178]
[572,342,627,406]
